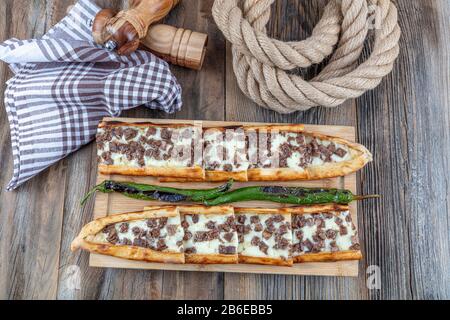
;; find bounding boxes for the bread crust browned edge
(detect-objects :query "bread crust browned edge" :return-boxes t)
[280,204,350,215]
[185,253,238,264]
[205,170,248,182]
[238,255,293,266]
[234,207,291,215]
[70,206,185,264]
[177,205,234,215]
[156,171,248,182]
[99,121,198,129]
[293,250,362,263]
[98,164,205,179]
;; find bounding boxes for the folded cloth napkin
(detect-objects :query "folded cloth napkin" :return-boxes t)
[0,0,182,191]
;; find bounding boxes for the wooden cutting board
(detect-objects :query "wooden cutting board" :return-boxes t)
[89,117,359,277]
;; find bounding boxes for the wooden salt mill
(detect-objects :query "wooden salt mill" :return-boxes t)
[92,0,208,70]
[142,24,207,70]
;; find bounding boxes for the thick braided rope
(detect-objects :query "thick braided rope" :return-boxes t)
[212,0,401,113]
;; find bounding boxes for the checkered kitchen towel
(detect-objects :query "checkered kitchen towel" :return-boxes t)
[0,0,182,190]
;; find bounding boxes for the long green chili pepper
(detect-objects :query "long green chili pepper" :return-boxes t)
[202,186,379,206]
[80,180,234,206]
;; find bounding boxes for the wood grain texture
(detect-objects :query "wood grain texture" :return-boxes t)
[0,0,448,300]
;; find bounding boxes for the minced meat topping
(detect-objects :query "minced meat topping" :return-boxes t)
[291,210,359,256]
[97,125,352,172]
[92,216,184,252]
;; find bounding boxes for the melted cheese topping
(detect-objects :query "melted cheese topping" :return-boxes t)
[97,125,202,168]
[292,211,358,256]
[97,125,354,172]
[249,131,351,171]
[237,213,292,261]
[182,213,238,255]
[91,216,184,253]
[203,128,249,172]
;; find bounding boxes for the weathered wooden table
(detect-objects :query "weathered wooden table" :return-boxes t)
[0,0,448,300]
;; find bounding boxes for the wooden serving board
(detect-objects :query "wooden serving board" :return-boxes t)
[90,117,359,277]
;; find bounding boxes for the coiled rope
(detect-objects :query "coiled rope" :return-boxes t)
[212,0,401,113]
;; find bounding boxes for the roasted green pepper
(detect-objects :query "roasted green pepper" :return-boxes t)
[81,180,233,205]
[81,180,378,207]
[202,186,379,206]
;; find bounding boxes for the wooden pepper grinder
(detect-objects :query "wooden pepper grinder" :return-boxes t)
[92,0,208,70]
[92,0,180,55]
[142,24,208,70]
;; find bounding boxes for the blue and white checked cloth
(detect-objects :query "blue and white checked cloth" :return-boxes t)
[0,0,182,190]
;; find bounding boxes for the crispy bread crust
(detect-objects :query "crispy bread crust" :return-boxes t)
[239,255,293,266]
[71,207,185,264]
[81,241,185,264]
[98,164,205,179]
[243,124,305,132]
[205,170,248,182]
[282,204,350,215]
[99,121,197,129]
[293,250,362,263]
[178,205,234,215]
[234,207,291,215]
[157,177,205,182]
[185,253,238,264]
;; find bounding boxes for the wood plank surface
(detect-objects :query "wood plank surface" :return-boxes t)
[0,0,448,300]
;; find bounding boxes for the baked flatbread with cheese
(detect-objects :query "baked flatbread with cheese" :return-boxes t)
[97,121,204,179]
[245,125,372,181]
[288,205,362,262]
[71,206,185,264]
[203,127,249,181]
[235,208,293,266]
[161,123,370,182]
[178,205,238,264]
